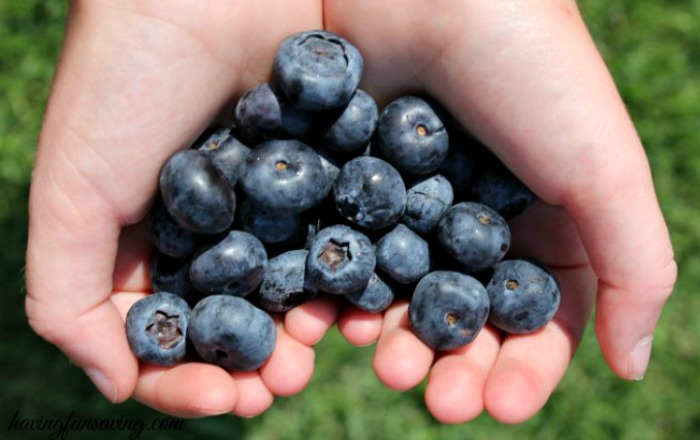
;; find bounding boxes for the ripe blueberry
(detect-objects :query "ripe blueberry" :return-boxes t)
[319,89,378,154]
[333,156,406,230]
[375,224,431,284]
[274,30,363,111]
[487,259,561,334]
[233,83,316,144]
[401,174,454,235]
[437,202,510,273]
[195,126,251,188]
[409,271,489,351]
[257,249,317,312]
[345,272,395,313]
[188,295,276,371]
[239,139,329,216]
[159,149,235,234]
[377,96,449,175]
[126,292,191,366]
[306,224,376,294]
[189,230,268,297]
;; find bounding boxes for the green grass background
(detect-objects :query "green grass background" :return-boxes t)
[1,1,699,439]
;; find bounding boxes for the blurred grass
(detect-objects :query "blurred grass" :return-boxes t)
[1,0,699,439]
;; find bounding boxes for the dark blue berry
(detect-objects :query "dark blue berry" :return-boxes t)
[188,295,276,371]
[375,224,431,284]
[258,249,317,312]
[126,292,190,366]
[159,149,235,234]
[377,96,449,175]
[437,202,510,272]
[189,230,267,297]
[438,131,480,198]
[470,163,537,220]
[233,83,316,144]
[306,224,376,294]
[274,30,363,111]
[345,272,395,313]
[150,252,194,300]
[239,139,329,216]
[409,271,489,351]
[319,89,378,154]
[238,199,305,245]
[401,174,454,235]
[487,259,561,334]
[333,156,406,230]
[196,127,251,188]
[150,200,202,259]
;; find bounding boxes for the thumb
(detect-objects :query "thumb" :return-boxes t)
[26,180,137,402]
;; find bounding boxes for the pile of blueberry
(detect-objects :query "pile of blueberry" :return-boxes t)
[126,30,562,371]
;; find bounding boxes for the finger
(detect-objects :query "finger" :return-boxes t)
[259,319,316,397]
[133,363,238,418]
[337,306,384,347]
[424,326,501,424]
[284,295,339,346]
[25,212,137,402]
[484,265,596,424]
[230,372,275,418]
[373,301,434,391]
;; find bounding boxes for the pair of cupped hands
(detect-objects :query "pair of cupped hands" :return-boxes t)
[25,0,677,424]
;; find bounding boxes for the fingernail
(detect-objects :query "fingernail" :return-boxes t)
[630,335,654,381]
[85,368,118,403]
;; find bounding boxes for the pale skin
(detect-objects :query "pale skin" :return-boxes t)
[26,0,677,424]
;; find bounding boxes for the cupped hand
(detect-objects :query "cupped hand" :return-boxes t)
[326,0,677,424]
[24,0,339,418]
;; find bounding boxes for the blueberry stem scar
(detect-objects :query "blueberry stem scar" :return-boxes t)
[478,215,491,225]
[319,239,351,272]
[446,312,459,326]
[145,311,183,349]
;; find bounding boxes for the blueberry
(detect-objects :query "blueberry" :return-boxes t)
[159,149,236,234]
[233,83,316,144]
[151,252,194,300]
[306,224,376,294]
[345,272,395,313]
[487,259,561,334]
[437,202,510,272]
[375,224,431,284]
[126,292,190,366]
[239,139,329,216]
[315,147,341,195]
[149,200,202,259]
[401,174,454,234]
[196,126,251,188]
[377,96,449,175]
[470,162,537,220]
[238,199,305,245]
[257,249,317,312]
[274,30,363,111]
[319,89,378,154]
[438,131,480,198]
[333,156,406,230]
[189,230,267,297]
[188,295,276,371]
[409,271,489,351]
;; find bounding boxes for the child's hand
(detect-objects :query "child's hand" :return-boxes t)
[325,0,677,424]
[24,0,337,418]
